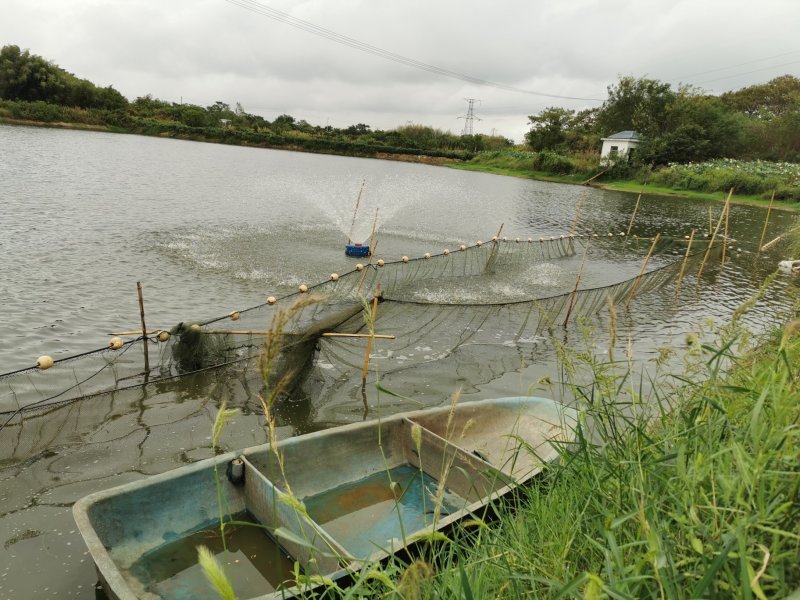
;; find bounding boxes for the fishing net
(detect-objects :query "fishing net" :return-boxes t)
[0,233,718,453]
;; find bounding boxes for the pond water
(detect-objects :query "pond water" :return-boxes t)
[0,123,797,599]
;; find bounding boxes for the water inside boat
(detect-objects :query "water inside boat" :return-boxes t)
[303,464,467,558]
[127,511,296,600]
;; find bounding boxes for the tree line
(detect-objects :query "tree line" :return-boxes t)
[0,44,510,157]
[0,45,127,110]
[526,75,800,164]
[2,44,798,168]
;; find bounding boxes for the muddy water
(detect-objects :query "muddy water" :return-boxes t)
[1,123,798,599]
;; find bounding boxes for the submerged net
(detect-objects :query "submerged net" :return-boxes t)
[0,233,717,440]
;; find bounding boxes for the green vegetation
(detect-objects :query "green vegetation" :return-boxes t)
[4,44,800,203]
[651,159,800,200]
[527,75,800,165]
[517,74,800,203]
[198,252,800,598]
[303,285,800,598]
[0,44,127,110]
[0,44,510,161]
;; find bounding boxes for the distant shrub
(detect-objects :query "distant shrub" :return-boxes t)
[469,150,535,172]
[772,185,800,201]
[650,158,800,198]
[3,99,67,122]
[533,150,576,174]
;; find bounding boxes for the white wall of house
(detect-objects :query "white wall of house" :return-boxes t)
[600,137,639,160]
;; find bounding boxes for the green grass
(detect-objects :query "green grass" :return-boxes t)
[356,315,800,599]
[448,161,588,184]
[303,301,800,598]
[447,150,800,212]
[600,180,800,211]
[197,265,800,599]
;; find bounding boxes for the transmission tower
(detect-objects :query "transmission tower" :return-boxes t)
[458,98,481,135]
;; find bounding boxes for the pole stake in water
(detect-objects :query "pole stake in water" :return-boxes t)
[137,281,150,375]
[625,233,660,308]
[757,191,776,254]
[563,240,591,327]
[626,187,644,237]
[675,229,695,297]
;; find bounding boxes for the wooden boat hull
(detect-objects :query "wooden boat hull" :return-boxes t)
[73,396,576,599]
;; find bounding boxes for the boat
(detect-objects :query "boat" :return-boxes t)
[72,396,577,600]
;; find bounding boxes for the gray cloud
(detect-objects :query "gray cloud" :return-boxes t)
[3,0,799,142]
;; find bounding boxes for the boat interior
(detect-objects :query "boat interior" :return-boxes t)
[74,398,570,600]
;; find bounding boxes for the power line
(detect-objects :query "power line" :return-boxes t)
[673,49,800,81]
[221,0,604,102]
[692,60,800,86]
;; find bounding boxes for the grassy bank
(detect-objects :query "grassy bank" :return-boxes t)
[451,150,800,211]
[288,283,799,598]
[192,274,800,599]
[598,180,800,211]
[335,331,798,598]
[448,157,798,209]
[6,108,799,212]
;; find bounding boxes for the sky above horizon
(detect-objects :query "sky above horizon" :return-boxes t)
[3,0,800,143]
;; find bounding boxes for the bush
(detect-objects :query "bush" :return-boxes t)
[533,150,576,174]
[650,159,800,196]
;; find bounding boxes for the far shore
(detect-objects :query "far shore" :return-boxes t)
[4,116,797,213]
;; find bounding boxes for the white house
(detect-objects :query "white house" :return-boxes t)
[600,130,641,163]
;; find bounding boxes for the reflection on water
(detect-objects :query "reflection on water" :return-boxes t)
[303,464,465,558]
[1,124,799,598]
[128,512,296,600]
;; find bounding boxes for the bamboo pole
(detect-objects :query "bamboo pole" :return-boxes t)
[493,222,505,241]
[111,330,163,336]
[708,206,713,236]
[761,235,782,251]
[570,192,586,236]
[323,332,395,339]
[757,191,776,253]
[626,188,644,237]
[581,169,608,185]
[347,179,366,244]
[761,224,800,252]
[625,233,660,308]
[368,208,379,253]
[563,239,591,327]
[362,284,381,385]
[136,282,150,374]
[697,189,732,282]
[721,197,731,264]
[675,229,695,297]
[110,329,395,339]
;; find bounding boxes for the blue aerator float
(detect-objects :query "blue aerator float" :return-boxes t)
[345,243,370,257]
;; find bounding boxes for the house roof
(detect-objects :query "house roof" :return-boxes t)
[602,130,642,141]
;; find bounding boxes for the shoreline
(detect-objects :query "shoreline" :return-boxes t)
[447,162,800,212]
[4,116,797,212]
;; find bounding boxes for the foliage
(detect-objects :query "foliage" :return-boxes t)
[526,107,598,153]
[5,44,800,182]
[525,75,800,170]
[531,149,579,174]
[0,45,127,110]
[596,75,675,138]
[650,158,800,199]
[247,284,799,599]
[721,74,800,117]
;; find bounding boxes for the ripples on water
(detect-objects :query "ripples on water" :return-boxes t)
[1,124,799,598]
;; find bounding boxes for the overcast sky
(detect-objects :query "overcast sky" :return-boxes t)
[3,0,799,143]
